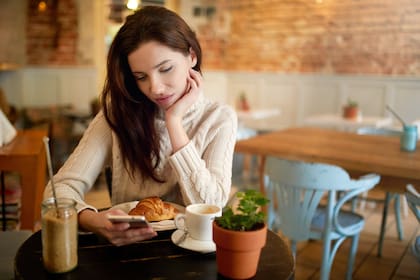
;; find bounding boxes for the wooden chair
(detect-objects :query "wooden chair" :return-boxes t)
[405,184,420,262]
[264,157,380,280]
[356,126,406,257]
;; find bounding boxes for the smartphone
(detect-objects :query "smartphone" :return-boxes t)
[107,215,150,229]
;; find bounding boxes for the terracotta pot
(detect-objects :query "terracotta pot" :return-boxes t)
[343,106,359,120]
[212,222,267,279]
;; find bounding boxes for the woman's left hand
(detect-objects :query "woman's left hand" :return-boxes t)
[78,209,157,247]
[165,69,202,119]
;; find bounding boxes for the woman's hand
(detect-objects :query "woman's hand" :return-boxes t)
[165,68,202,119]
[165,69,203,152]
[78,209,157,246]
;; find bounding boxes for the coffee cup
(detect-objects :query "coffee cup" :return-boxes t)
[174,203,221,241]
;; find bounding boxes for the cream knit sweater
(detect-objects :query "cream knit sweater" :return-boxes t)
[43,95,238,212]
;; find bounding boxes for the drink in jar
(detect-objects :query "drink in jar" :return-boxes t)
[41,197,78,273]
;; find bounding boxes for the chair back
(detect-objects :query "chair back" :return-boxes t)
[405,185,420,262]
[265,157,379,241]
[405,184,420,223]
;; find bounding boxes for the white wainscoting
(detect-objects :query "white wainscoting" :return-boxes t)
[1,68,419,129]
[0,66,98,113]
[203,71,420,130]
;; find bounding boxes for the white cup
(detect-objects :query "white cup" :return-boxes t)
[174,203,221,241]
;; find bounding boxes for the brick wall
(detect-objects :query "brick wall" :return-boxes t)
[196,0,420,75]
[0,0,26,65]
[22,0,420,74]
[26,0,78,65]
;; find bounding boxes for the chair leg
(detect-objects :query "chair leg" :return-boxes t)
[290,240,297,259]
[351,191,368,212]
[394,194,404,241]
[402,186,410,217]
[359,191,368,211]
[346,234,360,280]
[290,240,297,280]
[320,238,332,280]
[378,192,392,257]
[351,196,357,212]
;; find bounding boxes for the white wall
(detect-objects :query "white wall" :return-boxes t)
[1,67,97,113]
[202,71,228,104]
[2,67,419,128]
[206,72,420,130]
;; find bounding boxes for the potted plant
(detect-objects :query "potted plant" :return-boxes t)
[237,92,250,111]
[343,99,359,120]
[212,189,269,279]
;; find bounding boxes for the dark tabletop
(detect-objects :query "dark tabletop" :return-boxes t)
[14,229,294,280]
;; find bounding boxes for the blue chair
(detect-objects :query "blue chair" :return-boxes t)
[356,127,405,257]
[405,184,420,262]
[265,157,380,280]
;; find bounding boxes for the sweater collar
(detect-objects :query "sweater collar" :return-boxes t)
[155,93,206,125]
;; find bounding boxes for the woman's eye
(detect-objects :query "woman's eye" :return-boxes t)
[160,66,173,73]
[135,75,146,81]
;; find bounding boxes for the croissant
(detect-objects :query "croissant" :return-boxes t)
[128,197,178,222]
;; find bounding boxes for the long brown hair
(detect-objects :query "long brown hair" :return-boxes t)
[101,6,202,182]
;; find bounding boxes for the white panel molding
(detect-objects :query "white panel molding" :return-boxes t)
[2,68,419,128]
[2,67,98,112]
[203,71,420,128]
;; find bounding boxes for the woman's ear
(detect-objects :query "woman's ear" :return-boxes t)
[189,47,197,68]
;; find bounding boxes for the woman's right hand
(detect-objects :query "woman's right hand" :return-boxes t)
[165,68,202,120]
[78,209,157,246]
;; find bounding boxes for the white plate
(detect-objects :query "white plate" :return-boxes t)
[110,201,185,231]
[171,229,216,253]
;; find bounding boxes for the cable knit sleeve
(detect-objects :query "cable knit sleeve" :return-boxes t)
[43,112,112,213]
[168,104,238,208]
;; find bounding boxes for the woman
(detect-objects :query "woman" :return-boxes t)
[43,6,237,246]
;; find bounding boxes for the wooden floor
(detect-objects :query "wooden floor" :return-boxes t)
[85,177,420,280]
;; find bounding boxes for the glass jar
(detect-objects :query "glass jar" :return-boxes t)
[400,125,418,152]
[41,197,78,273]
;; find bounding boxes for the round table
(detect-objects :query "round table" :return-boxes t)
[15,229,294,279]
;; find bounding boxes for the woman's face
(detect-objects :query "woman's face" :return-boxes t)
[128,41,197,110]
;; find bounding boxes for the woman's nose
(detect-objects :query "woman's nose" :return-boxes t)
[149,76,164,95]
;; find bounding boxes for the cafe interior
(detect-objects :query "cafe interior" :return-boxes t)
[0,0,419,279]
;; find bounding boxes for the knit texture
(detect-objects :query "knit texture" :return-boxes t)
[43,95,238,212]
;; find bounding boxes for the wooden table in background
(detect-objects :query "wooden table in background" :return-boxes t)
[235,126,420,257]
[0,129,47,230]
[235,126,420,194]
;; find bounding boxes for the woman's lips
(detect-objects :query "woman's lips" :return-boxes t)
[155,95,173,107]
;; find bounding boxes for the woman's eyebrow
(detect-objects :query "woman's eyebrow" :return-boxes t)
[153,59,171,69]
[132,59,171,74]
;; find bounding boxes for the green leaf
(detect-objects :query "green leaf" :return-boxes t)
[215,189,269,231]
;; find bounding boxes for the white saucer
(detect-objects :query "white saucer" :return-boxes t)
[171,229,216,253]
[110,201,185,231]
